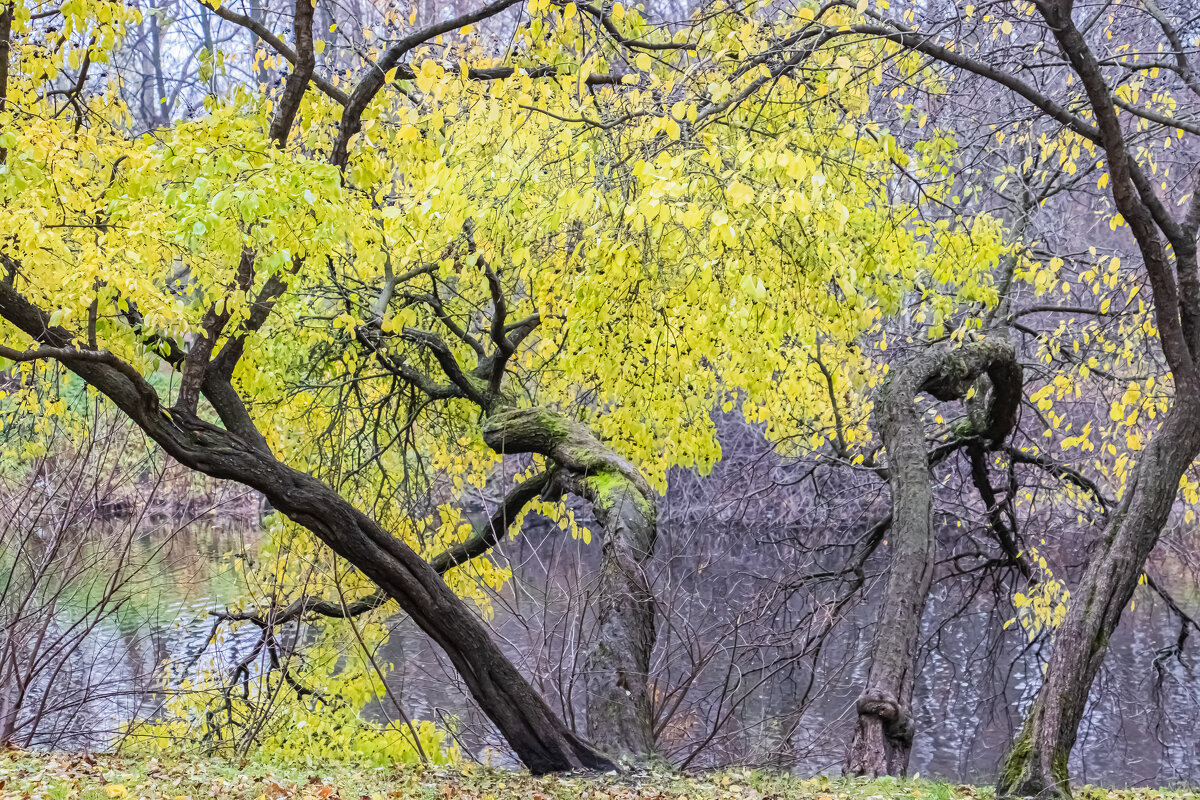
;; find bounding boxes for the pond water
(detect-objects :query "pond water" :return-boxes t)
[6,514,1199,788]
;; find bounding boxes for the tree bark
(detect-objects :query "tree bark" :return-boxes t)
[996,395,1200,799]
[991,4,1200,795]
[0,3,11,167]
[0,283,614,775]
[484,407,658,758]
[847,338,1020,777]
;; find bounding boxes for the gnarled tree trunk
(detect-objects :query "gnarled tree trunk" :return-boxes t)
[847,338,1020,777]
[484,407,658,758]
[996,395,1200,798]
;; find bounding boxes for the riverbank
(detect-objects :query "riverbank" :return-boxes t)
[1,751,1196,800]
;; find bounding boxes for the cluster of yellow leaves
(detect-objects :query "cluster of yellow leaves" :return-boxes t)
[139,630,458,768]
[1005,546,1071,639]
[2,0,1006,666]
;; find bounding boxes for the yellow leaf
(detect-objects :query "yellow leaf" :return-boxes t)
[727,182,754,207]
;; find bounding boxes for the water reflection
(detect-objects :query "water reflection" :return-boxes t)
[9,515,1200,788]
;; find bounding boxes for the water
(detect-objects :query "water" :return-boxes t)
[5,512,1199,787]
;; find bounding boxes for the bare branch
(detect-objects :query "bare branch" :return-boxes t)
[267,0,317,146]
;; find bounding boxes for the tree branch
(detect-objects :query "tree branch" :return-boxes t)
[267,0,316,147]
[330,0,526,168]
[195,0,348,105]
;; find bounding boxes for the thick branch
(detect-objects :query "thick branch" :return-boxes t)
[210,471,552,669]
[1039,1,1196,381]
[330,0,525,168]
[1,4,14,164]
[196,0,348,104]
[266,0,316,147]
[834,21,1099,142]
[428,470,553,572]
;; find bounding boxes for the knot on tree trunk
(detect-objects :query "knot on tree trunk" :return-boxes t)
[855,689,914,745]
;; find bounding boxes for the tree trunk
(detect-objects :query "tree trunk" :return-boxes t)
[484,407,658,758]
[253,461,616,774]
[579,480,656,757]
[847,339,1020,777]
[996,396,1200,799]
[0,284,614,775]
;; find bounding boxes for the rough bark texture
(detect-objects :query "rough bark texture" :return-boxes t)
[990,3,1200,795]
[0,3,11,166]
[996,396,1200,798]
[846,338,1020,777]
[0,284,614,775]
[484,407,658,758]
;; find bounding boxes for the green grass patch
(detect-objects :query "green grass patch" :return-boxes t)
[0,751,1195,800]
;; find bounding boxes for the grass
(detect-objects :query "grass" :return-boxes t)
[0,751,1196,800]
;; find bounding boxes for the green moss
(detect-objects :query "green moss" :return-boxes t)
[1052,750,1072,796]
[533,407,573,441]
[941,353,970,381]
[483,406,576,450]
[998,722,1032,796]
[951,418,979,438]
[997,717,1074,800]
[584,470,656,519]
[564,441,609,468]
[586,471,633,512]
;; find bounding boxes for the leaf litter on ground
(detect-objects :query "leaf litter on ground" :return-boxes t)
[0,751,1195,800]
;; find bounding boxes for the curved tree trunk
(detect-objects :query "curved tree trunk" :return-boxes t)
[990,5,1200,795]
[0,284,614,775]
[253,462,615,774]
[847,338,1020,777]
[996,396,1200,799]
[484,407,658,758]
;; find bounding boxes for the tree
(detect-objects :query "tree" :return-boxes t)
[846,338,1023,777]
[0,0,1007,768]
[797,0,1200,793]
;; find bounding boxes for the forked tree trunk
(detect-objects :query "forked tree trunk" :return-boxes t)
[996,396,1200,798]
[484,407,658,758]
[847,339,1020,777]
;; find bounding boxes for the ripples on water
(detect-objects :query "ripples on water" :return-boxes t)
[7,517,1199,788]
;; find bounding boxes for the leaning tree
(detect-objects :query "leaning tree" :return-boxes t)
[0,0,1008,768]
